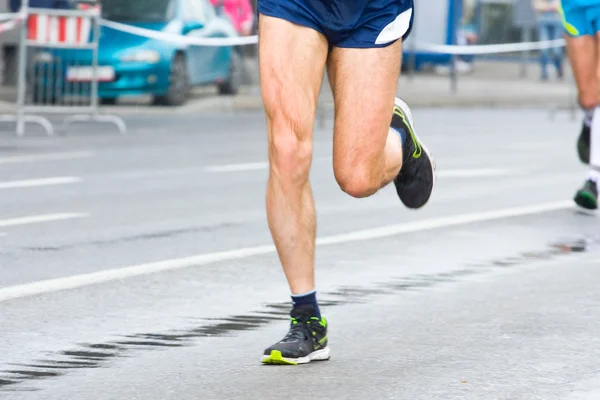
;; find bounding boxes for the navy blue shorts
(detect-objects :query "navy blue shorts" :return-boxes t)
[257,0,414,49]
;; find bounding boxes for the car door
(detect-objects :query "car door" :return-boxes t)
[200,0,232,80]
[180,0,214,82]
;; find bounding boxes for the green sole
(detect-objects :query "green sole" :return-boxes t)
[261,350,298,365]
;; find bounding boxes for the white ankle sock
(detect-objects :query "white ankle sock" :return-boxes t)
[588,169,600,182]
[584,107,594,127]
[589,107,600,174]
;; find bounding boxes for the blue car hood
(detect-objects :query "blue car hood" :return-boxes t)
[99,21,172,49]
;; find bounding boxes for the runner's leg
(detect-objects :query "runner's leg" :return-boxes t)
[327,40,404,197]
[561,6,597,164]
[562,7,600,208]
[258,13,331,364]
[327,22,435,208]
[575,32,600,209]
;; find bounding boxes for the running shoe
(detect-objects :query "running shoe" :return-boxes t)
[261,304,330,365]
[392,97,436,209]
[574,179,598,210]
[577,122,590,165]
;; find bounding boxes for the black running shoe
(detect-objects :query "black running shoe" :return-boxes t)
[574,179,598,210]
[392,97,436,209]
[261,305,330,365]
[577,122,590,165]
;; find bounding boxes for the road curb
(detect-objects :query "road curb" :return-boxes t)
[0,95,577,117]
[161,95,577,113]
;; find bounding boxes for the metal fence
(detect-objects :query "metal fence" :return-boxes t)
[235,0,575,119]
[0,1,126,136]
[0,0,577,129]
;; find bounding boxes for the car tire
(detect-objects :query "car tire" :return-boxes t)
[218,49,242,96]
[100,98,117,105]
[153,52,190,106]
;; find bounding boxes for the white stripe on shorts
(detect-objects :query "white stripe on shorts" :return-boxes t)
[375,8,413,45]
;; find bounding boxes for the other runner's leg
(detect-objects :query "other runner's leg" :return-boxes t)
[575,30,600,209]
[562,9,600,208]
[561,7,597,165]
[256,12,331,364]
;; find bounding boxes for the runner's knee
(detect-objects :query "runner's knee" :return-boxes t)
[268,111,313,184]
[334,162,381,198]
[580,93,597,111]
[579,77,599,109]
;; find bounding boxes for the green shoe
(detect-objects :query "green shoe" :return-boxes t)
[574,179,598,210]
[261,305,330,365]
[392,97,436,209]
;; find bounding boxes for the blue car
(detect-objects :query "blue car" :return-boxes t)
[32,0,244,106]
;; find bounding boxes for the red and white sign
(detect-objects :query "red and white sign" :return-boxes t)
[27,13,92,45]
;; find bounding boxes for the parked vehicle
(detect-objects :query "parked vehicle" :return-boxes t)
[32,0,244,106]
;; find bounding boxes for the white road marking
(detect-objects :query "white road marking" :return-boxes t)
[0,213,88,228]
[0,151,94,165]
[205,157,333,173]
[436,168,515,178]
[0,200,573,303]
[0,177,81,190]
[205,162,268,172]
[206,161,519,178]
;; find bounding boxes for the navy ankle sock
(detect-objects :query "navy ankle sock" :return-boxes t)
[392,126,407,146]
[291,289,321,318]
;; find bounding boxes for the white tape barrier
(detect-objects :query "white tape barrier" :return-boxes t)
[0,12,20,21]
[100,19,259,46]
[0,13,565,53]
[0,15,23,33]
[100,19,567,54]
[413,38,565,55]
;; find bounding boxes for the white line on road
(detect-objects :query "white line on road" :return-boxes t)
[206,161,519,178]
[0,213,88,228]
[205,157,334,173]
[205,162,268,172]
[436,168,515,178]
[0,200,573,303]
[0,177,82,190]
[0,151,94,165]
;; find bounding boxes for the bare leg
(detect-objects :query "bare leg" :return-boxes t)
[565,33,600,209]
[592,33,600,171]
[326,40,404,198]
[564,34,598,110]
[259,15,333,366]
[258,15,328,294]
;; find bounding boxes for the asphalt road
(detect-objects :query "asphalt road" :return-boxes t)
[0,108,599,400]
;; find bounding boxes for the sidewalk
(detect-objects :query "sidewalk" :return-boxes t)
[0,59,578,115]
[178,59,577,114]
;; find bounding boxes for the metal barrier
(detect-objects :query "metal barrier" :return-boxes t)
[0,1,126,136]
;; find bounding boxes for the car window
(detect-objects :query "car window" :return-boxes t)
[102,0,175,22]
[182,0,206,23]
[202,0,216,21]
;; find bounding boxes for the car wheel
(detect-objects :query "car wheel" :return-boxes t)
[153,53,190,106]
[100,98,117,105]
[218,49,242,96]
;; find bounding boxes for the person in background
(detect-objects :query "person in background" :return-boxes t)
[560,0,600,210]
[210,0,254,36]
[532,0,564,80]
[457,0,479,73]
[10,0,72,10]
